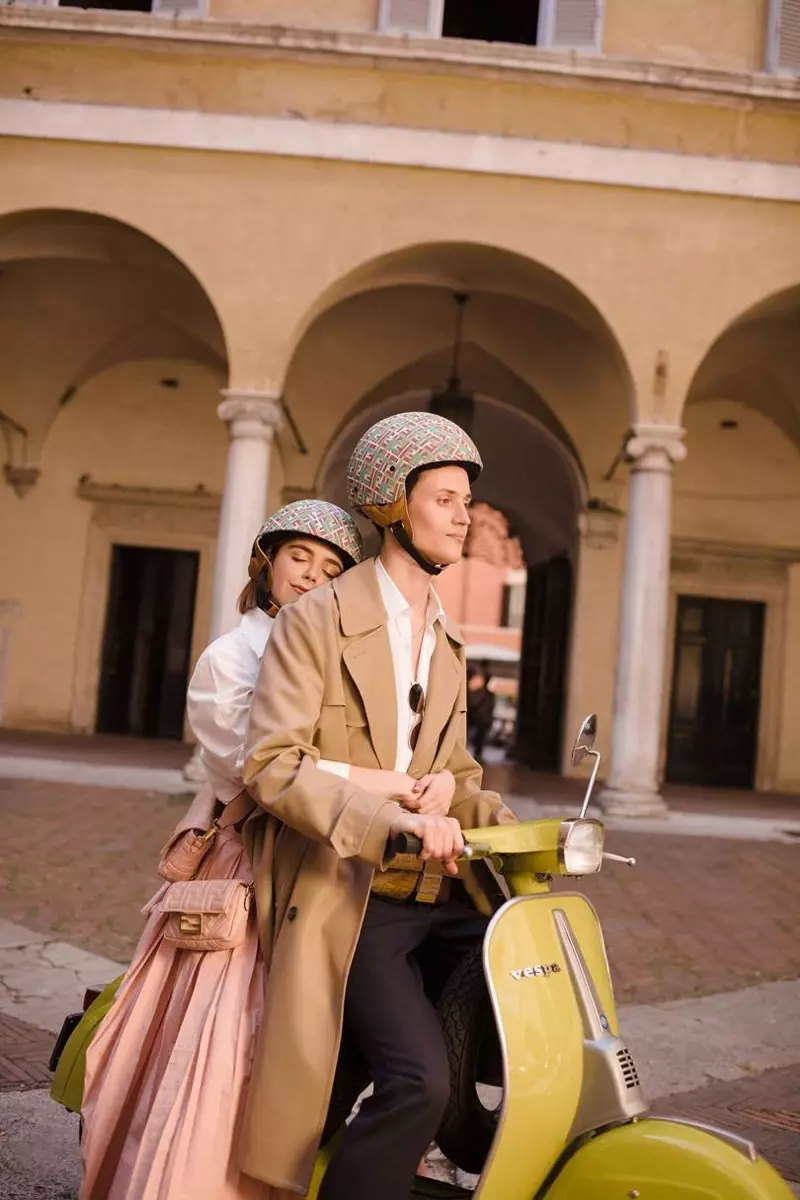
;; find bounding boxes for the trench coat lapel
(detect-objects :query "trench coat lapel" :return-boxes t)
[410,620,464,773]
[335,561,398,771]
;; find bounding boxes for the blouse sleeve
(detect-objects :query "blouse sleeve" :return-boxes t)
[186,637,259,804]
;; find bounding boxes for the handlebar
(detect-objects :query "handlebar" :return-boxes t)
[386,832,424,858]
[386,833,492,861]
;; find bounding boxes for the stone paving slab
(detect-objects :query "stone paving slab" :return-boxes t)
[0,753,192,794]
[621,979,800,1100]
[0,920,123,1035]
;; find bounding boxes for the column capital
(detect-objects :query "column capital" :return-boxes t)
[625,423,687,470]
[217,389,283,440]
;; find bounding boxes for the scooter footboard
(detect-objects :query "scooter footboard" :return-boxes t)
[540,1117,795,1199]
[476,893,620,1200]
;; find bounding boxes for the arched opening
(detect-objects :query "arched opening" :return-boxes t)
[285,241,631,771]
[0,209,229,739]
[666,286,800,790]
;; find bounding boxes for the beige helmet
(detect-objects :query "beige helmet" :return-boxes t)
[347,412,482,574]
[247,500,365,596]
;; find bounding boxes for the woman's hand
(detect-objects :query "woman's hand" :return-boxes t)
[401,770,456,816]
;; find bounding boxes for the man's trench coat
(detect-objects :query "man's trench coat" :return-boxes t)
[238,558,516,1194]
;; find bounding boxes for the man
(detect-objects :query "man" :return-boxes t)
[239,413,516,1199]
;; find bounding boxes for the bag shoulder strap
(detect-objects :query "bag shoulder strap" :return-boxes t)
[214,788,256,831]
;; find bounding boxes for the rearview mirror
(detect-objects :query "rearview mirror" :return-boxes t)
[571,714,598,767]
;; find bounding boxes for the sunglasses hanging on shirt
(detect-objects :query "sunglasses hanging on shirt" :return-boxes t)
[408,682,425,752]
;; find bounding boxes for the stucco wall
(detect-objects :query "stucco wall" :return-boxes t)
[0,361,230,730]
[209,0,378,31]
[604,0,768,73]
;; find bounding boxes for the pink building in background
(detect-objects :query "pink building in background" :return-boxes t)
[435,504,527,705]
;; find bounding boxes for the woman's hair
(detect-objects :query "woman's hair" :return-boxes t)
[237,541,277,614]
[237,577,263,615]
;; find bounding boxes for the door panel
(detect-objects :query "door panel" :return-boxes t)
[96,545,199,739]
[666,597,764,788]
[514,555,572,771]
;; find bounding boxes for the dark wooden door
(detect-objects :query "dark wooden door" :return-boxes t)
[96,545,199,739]
[666,597,764,788]
[513,555,572,771]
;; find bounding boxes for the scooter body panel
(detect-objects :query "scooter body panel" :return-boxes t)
[50,975,123,1112]
[541,1117,795,1199]
[475,892,620,1200]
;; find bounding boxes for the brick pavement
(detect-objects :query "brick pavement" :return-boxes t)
[553,830,800,1005]
[0,777,183,963]
[1,777,798,999]
[0,1013,54,1092]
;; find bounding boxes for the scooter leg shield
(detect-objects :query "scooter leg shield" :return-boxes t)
[540,1118,795,1199]
[474,893,623,1199]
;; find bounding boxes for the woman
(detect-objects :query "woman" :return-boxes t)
[80,500,454,1200]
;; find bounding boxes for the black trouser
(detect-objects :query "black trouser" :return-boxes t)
[318,892,487,1200]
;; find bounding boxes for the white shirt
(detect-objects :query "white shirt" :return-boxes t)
[374,558,445,774]
[186,608,276,803]
[187,606,348,800]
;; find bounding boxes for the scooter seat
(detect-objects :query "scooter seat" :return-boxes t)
[410,1177,473,1198]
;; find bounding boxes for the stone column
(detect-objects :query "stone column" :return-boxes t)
[209,390,283,641]
[561,502,624,778]
[599,425,686,817]
[183,390,282,784]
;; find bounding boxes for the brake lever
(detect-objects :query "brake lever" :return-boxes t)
[603,852,636,867]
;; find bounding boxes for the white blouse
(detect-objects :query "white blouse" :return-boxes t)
[187,607,348,803]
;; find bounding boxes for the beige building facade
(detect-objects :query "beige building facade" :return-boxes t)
[0,0,799,812]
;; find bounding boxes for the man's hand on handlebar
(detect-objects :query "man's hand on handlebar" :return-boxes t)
[388,811,464,876]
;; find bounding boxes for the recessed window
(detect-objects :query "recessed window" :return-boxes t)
[442,0,542,47]
[58,1,152,10]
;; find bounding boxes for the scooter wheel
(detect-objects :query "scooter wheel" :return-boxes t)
[436,945,502,1175]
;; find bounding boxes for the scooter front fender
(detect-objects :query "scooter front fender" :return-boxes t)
[540,1117,795,1199]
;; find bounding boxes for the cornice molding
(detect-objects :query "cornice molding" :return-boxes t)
[1,10,798,106]
[2,99,799,203]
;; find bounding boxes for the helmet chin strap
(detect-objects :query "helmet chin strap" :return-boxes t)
[390,523,444,577]
[256,566,280,616]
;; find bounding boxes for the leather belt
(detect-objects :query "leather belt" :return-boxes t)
[371,858,453,906]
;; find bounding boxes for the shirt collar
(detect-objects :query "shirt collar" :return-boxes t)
[238,606,274,657]
[374,558,445,630]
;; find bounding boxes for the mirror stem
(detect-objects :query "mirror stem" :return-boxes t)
[579,749,602,819]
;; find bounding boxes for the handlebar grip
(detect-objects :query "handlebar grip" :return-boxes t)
[386,832,424,858]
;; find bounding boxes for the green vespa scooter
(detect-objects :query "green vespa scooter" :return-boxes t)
[310,714,794,1200]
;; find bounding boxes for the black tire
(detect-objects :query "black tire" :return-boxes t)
[436,945,503,1175]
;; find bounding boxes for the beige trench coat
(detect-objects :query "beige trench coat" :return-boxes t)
[238,559,515,1194]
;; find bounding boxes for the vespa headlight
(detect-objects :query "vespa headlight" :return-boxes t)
[558,819,604,875]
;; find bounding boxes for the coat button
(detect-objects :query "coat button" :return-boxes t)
[287,906,298,922]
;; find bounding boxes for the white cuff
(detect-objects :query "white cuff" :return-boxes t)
[317,758,351,781]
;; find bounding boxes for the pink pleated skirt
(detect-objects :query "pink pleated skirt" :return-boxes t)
[80,829,271,1200]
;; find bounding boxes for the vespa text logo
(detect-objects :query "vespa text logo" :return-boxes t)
[510,962,561,981]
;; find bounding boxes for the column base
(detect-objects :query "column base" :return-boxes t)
[182,746,206,785]
[598,786,669,818]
